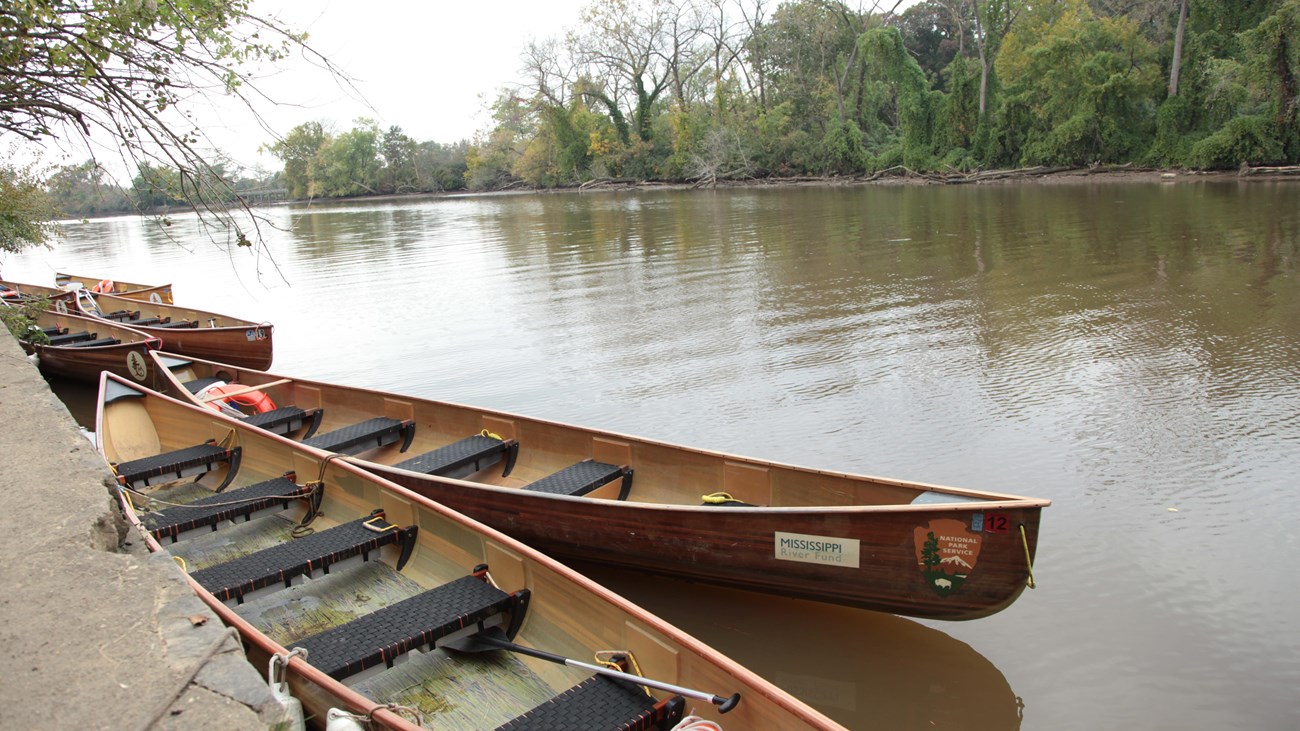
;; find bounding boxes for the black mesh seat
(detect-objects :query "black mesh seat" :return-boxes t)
[47,330,93,345]
[497,676,685,731]
[390,434,519,478]
[523,460,633,500]
[302,417,415,456]
[292,573,530,681]
[112,440,242,492]
[143,473,320,543]
[244,406,324,438]
[189,509,418,604]
[154,319,197,328]
[66,336,119,347]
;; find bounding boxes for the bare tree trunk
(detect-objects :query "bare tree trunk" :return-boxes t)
[971,0,989,115]
[1168,0,1188,97]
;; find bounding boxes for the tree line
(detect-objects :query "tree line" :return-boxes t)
[465,0,1299,188]
[31,0,1300,222]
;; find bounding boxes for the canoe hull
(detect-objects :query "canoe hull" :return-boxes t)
[371,464,1042,620]
[150,352,1049,621]
[60,290,274,370]
[25,311,160,383]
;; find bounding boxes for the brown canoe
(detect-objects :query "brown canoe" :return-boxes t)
[96,371,844,731]
[55,272,174,304]
[65,288,273,370]
[10,309,161,383]
[3,278,273,370]
[151,351,1050,621]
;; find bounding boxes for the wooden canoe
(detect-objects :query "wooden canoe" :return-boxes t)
[96,371,843,731]
[55,272,174,303]
[3,279,273,370]
[7,308,161,383]
[150,352,1051,621]
[0,278,77,306]
[68,288,273,370]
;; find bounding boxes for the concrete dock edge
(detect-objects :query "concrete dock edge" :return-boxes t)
[0,335,281,729]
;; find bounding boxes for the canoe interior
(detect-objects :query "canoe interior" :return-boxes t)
[54,272,174,303]
[154,354,1039,510]
[99,376,833,731]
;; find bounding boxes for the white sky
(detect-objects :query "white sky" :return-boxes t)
[197,0,594,171]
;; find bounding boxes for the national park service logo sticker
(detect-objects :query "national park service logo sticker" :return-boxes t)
[914,519,982,596]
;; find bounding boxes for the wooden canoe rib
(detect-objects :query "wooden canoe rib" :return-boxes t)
[150,351,1052,621]
[96,372,842,731]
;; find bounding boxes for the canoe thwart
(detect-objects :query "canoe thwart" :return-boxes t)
[391,434,521,479]
[112,440,241,492]
[496,676,685,731]
[523,460,633,500]
[303,417,416,456]
[291,571,530,682]
[143,472,320,543]
[189,509,418,605]
[245,406,324,439]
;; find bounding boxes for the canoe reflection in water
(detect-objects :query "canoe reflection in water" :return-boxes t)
[579,563,1023,731]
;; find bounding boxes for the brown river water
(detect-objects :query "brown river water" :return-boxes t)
[5,180,1298,730]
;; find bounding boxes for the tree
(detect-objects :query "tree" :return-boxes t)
[1169,0,1189,97]
[0,0,336,254]
[310,120,382,198]
[266,121,330,199]
[45,160,129,218]
[568,0,678,143]
[967,0,1026,117]
[0,164,58,252]
[996,0,1161,165]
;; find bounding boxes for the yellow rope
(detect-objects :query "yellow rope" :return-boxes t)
[701,491,743,505]
[480,428,504,441]
[1019,524,1036,589]
[173,555,187,572]
[594,650,652,698]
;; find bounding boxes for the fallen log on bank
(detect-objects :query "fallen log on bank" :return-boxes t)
[1239,164,1300,176]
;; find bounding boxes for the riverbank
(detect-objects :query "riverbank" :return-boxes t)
[0,336,281,729]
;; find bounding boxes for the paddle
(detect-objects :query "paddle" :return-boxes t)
[444,626,741,713]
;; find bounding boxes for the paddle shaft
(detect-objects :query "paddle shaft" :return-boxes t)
[475,634,741,712]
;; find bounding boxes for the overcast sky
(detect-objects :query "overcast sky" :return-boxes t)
[195,0,593,170]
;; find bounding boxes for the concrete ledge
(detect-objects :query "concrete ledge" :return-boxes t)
[0,337,281,729]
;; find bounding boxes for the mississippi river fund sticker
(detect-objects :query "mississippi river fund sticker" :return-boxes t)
[774,531,861,568]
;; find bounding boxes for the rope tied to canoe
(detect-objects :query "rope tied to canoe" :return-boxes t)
[1019,524,1036,589]
[672,717,725,730]
[329,703,425,728]
[480,428,504,440]
[119,483,317,514]
[701,491,744,505]
[594,650,652,699]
